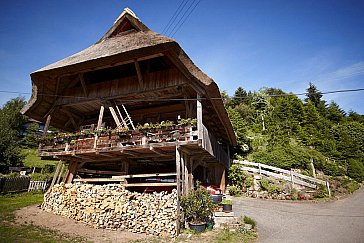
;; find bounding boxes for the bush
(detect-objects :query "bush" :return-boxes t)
[228,164,247,188]
[347,159,364,182]
[181,186,214,224]
[244,176,253,188]
[30,173,52,181]
[259,179,269,191]
[243,216,256,229]
[228,185,242,197]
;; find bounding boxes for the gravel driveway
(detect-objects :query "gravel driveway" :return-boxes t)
[234,188,364,243]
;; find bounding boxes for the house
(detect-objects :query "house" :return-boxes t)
[22,8,236,195]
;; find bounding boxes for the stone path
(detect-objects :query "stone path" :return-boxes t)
[234,188,364,243]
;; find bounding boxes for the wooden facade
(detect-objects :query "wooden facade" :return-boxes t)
[22,8,236,195]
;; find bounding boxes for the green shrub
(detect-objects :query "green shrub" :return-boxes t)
[259,179,269,191]
[243,216,256,229]
[268,184,283,195]
[347,159,364,182]
[244,176,253,188]
[228,185,241,197]
[221,199,233,205]
[181,186,214,224]
[228,164,247,188]
[6,172,19,178]
[315,184,328,198]
[30,173,53,181]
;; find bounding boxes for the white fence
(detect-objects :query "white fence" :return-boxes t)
[28,180,48,192]
[234,160,331,196]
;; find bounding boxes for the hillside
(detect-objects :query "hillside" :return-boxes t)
[224,83,364,186]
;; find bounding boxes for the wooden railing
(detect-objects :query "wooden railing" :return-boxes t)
[201,124,229,168]
[39,125,198,153]
[234,160,331,196]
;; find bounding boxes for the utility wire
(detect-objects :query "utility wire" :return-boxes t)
[0,88,363,102]
[162,0,189,35]
[170,0,201,38]
[166,0,198,37]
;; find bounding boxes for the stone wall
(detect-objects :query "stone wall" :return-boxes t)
[42,183,177,237]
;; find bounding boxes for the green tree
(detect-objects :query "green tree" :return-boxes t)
[23,122,39,147]
[326,101,345,123]
[0,97,26,172]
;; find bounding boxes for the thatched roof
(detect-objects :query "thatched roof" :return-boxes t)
[23,8,237,145]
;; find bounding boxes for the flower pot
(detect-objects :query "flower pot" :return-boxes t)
[222,204,232,212]
[189,222,207,233]
[210,194,223,204]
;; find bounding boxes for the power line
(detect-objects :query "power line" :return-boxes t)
[0,88,363,102]
[162,0,189,35]
[170,0,201,38]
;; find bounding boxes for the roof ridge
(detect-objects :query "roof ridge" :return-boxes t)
[114,7,139,24]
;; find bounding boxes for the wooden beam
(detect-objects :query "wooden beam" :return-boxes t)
[149,147,170,156]
[43,115,51,134]
[197,93,203,140]
[175,146,181,235]
[124,183,177,187]
[97,105,105,130]
[77,168,126,175]
[62,109,78,130]
[79,73,88,97]
[134,59,143,87]
[109,106,122,127]
[112,172,176,179]
[64,161,78,183]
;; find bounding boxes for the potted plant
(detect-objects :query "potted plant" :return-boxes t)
[221,199,233,212]
[181,185,214,233]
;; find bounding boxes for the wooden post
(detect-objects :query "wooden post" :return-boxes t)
[196,93,203,141]
[175,146,181,235]
[258,163,262,175]
[64,161,78,184]
[310,159,316,178]
[49,160,62,189]
[56,163,65,185]
[43,115,51,134]
[184,154,189,194]
[180,150,185,196]
[220,168,226,193]
[189,158,194,191]
[290,169,294,185]
[326,181,331,197]
[97,106,104,130]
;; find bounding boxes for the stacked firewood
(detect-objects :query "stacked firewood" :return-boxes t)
[42,183,177,237]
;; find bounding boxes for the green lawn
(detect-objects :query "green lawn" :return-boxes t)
[0,192,86,242]
[22,148,57,168]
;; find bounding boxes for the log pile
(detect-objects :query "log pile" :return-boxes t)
[42,183,177,237]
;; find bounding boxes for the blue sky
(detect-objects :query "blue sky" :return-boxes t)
[1,0,364,113]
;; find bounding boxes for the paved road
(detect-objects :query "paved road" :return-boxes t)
[234,188,364,243]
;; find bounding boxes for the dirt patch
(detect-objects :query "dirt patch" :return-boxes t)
[15,205,152,243]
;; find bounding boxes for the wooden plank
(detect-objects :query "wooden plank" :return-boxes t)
[56,163,65,184]
[124,183,177,187]
[97,106,104,130]
[109,106,121,127]
[79,73,88,97]
[112,172,176,179]
[73,178,125,182]
[77,168,126,175]
[292,171,326,185]
[49,160,62,189]
[134,60,143,87]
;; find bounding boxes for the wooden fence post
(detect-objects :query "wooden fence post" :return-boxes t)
[258,163,262,175]
[326,181,331,197]
[290,169,294,185]
[175,146,181,235]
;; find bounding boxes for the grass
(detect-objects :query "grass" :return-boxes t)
[0,191,86,242]
[21,148,57,168]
